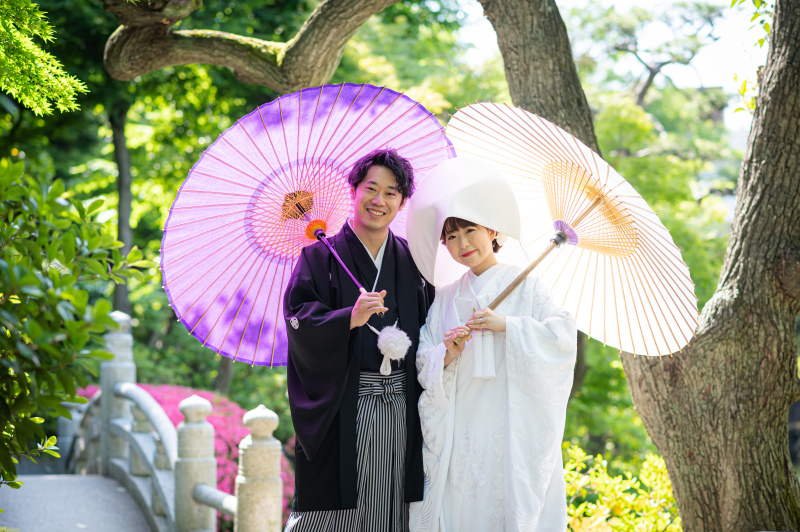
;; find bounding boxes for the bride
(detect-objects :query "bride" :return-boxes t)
[407,157,577,532]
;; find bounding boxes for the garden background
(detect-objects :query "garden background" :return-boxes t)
[2,0,798,530]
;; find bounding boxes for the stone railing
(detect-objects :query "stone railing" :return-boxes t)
[63,312,284,532]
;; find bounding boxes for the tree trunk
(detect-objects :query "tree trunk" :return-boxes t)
[109,101,132,315]
[621,0,800,528]
[478,0,599,151]
[486,0,800,529]
[213,357,234,395]
[479,0,595,399]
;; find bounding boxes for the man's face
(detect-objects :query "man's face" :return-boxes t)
[351,165,407,234]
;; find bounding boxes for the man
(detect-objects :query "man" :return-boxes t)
[283,149,435,531]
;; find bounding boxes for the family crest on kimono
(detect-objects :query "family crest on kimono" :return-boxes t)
[282,149,434,532]
[407,157,578,532]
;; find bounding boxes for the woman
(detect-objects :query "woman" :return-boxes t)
[407,161,577,532]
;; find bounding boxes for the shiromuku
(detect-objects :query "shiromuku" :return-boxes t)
[406,156,578,532]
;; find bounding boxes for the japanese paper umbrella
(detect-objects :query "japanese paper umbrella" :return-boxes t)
[444,103,698,357]
[161,83,455,367]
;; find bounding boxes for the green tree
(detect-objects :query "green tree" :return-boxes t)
[0,158,149,492]
[0,0,87,115]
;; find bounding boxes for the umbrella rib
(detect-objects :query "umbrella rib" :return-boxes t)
[445,127,547,175]
[459,105,551,165]
[177,243,255,320]
[163,226,244,271]
[215,255,271,357]
[190,169,261,191]
[220,136,269,178]
[588,251,599,339]
[258,104,297,194]
[202,249,264,348]
[618,256,647,356]
[569,247,589,321]
[555,245,582,309]
[450,110,553,168]
[457,106,555,168]
[609,251,622,351]
[634,243,699,325]
[335,106,431,171]
[269,267,291,368]
[234,255,277,362]
[326,87,399,165]
[307,84,345,174]
[277,95,299,188]
[164,210,241,230]
[624,252,671,355]
[170,201,254,211]
[261,259,291,367]
[475,103,567,165]
[632,251,693,349]
[314,84,366,172]
[237,118,279,180]
[303,87,323,165]
[619,259,647,354]
[203,152,264,186]
[162,216,243,251]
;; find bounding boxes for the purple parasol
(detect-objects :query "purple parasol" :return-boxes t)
[161,83,455,367]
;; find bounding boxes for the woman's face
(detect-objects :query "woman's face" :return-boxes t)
[443,223,498,276]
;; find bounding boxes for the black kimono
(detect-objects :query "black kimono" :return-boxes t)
[283,222,435,512]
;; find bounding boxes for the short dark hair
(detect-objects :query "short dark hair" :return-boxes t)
[440,217,502,253]
[347,148,416,200]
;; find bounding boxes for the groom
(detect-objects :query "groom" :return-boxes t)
[283,149,435,531]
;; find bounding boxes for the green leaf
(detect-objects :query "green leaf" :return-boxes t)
[130,260,158,269]
[6,481,22,489]
[86,198,105,216]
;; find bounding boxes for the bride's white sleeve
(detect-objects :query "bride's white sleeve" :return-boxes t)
[416,294,456,408]
[503,277,577,527]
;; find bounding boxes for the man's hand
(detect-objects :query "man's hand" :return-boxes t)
[443,325,471,367]
[350,289,388,329]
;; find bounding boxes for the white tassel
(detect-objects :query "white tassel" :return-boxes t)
[368,321,412,375]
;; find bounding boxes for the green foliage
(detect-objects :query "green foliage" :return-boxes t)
[565,445,681,531]
[0,0,87,115]
[0,157,144,488]
[566,341,655,475]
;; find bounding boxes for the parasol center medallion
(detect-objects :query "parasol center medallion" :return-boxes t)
[541,160,638,258]
[244,157,350,261]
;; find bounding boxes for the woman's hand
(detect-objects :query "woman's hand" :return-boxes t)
[466,307,506,332]
[443,326,471,367]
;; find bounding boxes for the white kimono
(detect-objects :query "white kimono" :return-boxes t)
[410,264,577,532]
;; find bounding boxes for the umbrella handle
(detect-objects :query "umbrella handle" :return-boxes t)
[453,238,561,347]
[314,229,384,317]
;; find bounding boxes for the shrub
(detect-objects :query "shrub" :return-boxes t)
[564,444,681,531]
[0,158,144,492]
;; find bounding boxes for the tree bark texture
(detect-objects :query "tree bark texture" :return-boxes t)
[110,101,133,315]
[485,0,800,529]
[101,0,399,94]
[622,1,800,529]
[477,0,599,151]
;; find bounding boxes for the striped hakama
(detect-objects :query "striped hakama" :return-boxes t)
[285,370,409,532]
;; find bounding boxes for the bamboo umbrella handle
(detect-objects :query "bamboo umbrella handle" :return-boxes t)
[453,240,558,346]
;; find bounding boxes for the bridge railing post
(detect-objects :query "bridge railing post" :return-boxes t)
[175,395,216,532]
[99,311,136,475]
[235,405,282,532]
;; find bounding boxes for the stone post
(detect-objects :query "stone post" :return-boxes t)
[175,395,216,532]
[100,311,136,475]
[130,405,151,477]
[235,405,282,532]
[57,401,81,466]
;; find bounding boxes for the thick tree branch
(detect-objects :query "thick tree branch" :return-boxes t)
[102,0,398,93]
